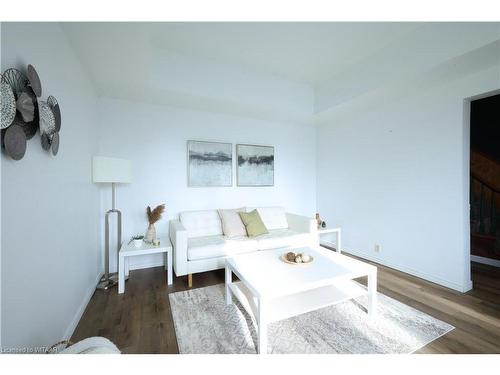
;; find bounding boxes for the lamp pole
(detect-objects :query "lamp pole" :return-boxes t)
[97,182,124,290]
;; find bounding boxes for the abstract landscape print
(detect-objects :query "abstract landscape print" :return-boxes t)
[237,144,274,186]
[188,140,232,186]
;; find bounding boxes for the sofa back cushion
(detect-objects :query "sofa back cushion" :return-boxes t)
[247,206,288,230]
[179,210,223,238]
[218,208,247,238]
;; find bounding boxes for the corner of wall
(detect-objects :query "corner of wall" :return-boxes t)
[63,271,103,341]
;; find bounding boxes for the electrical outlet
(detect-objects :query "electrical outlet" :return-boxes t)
[374,244,381,253]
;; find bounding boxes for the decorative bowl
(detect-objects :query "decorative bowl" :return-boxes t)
[280,251,314,265]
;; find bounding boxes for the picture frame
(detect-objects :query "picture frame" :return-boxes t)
[236,144,274,187]
[187,140,233,187]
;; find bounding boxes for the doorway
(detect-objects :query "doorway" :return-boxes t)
[469,93,500,268]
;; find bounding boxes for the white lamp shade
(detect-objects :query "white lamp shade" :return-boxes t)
[92,156,132,183]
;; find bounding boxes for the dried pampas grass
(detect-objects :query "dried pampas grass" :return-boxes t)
[147,204,165,225]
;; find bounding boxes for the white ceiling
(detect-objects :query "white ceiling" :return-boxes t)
[63,22,418,86]
[62,22,500,124]
[148,22,420,85]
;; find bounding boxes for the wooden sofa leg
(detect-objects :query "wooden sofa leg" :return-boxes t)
[188,274,193,288]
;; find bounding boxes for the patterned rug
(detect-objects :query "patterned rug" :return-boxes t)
[169,284,453,354]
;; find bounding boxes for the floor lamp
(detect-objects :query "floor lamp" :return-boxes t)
[92,156,132,290]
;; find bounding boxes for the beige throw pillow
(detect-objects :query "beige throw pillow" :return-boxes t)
[239,210,269,237]
[218,208,247,238]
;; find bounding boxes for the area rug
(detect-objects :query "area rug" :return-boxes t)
[169,284,453,354]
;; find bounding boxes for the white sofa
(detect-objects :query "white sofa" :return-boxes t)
[169,207,318,285]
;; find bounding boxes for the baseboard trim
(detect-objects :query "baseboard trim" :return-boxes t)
[471,255,500,268]
[63,271,102,341]
[320,240,338,251]
[341,248,472,293]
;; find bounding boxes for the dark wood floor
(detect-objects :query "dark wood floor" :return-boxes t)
[71,255,500,354]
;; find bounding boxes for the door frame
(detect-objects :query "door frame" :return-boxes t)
[463,89,500,289]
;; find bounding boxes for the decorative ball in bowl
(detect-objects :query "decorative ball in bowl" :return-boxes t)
[281,251,314,265]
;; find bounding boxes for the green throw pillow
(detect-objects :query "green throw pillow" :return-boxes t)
[239,210,269,237]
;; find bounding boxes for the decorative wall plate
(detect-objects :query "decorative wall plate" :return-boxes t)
[47,96,61,132]
[1,80,16,129]
[18,87,39,140]
[51,132,59,156]
[2,65,60,159]
[12,113,37,140]
[41,132,51,150]
[16,91,35,122]
[27,64,42,97]
[4,123,27,160]
[38,101,56,136]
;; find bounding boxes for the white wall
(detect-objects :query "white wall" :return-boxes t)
[317,63,500,292]
[1,23,101,349]
[97,98,317,271]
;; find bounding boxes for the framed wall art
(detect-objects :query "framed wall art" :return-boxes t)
[187,140,232,187]
[237,144,274,186]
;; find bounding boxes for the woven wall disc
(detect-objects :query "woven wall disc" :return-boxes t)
[1,81,16,129]
[4,124,27,160]
[38,101,56,136]
[47,96,61,132]
[1,68,27,96]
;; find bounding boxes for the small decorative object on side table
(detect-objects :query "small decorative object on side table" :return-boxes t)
[315,213,322,229]
[145,203,165,243]
[130,234,144,248]
[315,213,327,229]
[318,227,342,253]
[118,235,173,294]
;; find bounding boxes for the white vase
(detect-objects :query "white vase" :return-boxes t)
[133,239,143,248]
[145,224,156,243]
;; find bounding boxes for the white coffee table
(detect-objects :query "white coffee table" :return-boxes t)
[225,246,377,354]
[118,236,173,294]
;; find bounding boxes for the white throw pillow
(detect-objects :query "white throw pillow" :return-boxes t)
[218,208,247,238]
[250,207,288,230]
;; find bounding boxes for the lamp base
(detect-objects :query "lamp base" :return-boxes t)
[97,273,128,291]
[96,279,117,290]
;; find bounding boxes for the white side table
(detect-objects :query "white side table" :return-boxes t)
[118,236,173,294]
[318,227,342,253]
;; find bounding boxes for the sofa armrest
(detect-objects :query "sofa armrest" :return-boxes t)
[169,220,188,276]
[287,213,319,247]
[286,213,317,234]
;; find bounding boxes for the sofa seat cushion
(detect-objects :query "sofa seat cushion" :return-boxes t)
[255,229,312,250]
[187,235,259,261]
